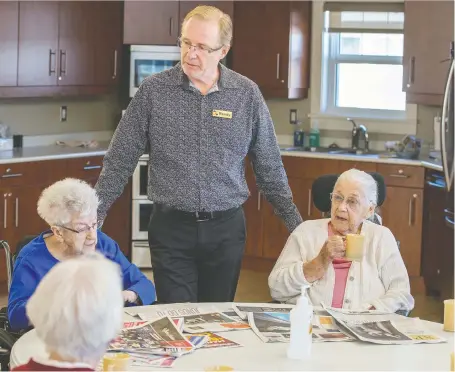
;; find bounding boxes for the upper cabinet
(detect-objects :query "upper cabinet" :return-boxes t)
[0,2,19,87]
[232,1,311,100]
[403,0,454,106]
[123,1,234,45]
[1,1,123,98]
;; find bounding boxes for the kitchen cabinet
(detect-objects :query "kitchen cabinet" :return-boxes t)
[123,1,180,45]
[0,156,132,290]
[232,1,311,99]
[124,1,234,46]
[403,0,454,105]
[2,1,123,98]
[0,2,19,87]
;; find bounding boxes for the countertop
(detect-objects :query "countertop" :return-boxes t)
[0,142,444,172]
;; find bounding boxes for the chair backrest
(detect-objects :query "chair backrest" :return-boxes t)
[312,172,386,213]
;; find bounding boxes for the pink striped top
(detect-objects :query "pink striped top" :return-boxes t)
[328,223,352,308]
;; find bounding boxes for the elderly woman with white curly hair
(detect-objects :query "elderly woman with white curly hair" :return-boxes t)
[269,169,414,313]
[8,178,155,331]
[12,252,124,371]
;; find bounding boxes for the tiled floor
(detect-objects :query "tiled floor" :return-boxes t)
[0,269,444,323]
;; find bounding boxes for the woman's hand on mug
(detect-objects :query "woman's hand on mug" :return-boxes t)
[321,236,346,261]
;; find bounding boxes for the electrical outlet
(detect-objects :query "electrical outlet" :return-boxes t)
[289,109,297,125]
[60,106,67,122]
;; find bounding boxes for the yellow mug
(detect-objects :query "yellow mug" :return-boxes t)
[204,366,234,372]
[103,352,131,371]
[444,299,455,332]
[345,233,365,261]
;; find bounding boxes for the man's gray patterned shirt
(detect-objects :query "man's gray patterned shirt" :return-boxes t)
[95,63,303,232]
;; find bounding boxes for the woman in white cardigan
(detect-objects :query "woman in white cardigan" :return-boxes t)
[268,168,414,313]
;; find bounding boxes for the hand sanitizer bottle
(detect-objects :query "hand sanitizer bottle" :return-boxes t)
[287,285,313,360]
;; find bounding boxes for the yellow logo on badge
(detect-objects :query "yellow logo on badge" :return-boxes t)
[212,110,232,119]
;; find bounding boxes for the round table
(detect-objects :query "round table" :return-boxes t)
[10,302,454,371]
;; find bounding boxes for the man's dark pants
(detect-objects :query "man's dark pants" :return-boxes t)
[148,204,246,303]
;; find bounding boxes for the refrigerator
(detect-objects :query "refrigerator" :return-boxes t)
[441,41,454,230]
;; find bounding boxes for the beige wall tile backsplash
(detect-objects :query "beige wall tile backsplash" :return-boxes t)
[0,94,122,136]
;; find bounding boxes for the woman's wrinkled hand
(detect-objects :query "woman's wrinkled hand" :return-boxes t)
[122,290,138,304]
[319,235,346,262]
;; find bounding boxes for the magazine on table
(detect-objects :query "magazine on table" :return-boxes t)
[324,306,447,345]
[109,316,195,353]
[232,303,294,320]
[247,310,353,343]
[182,312,251,334]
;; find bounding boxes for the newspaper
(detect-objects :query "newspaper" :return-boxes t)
[109,316,195,353]
[232,303,294,320]
[182,312,251,334]
[325,306,447,345]
[247,310,353,343]
[125,306,207,321]
[190,332,243,349]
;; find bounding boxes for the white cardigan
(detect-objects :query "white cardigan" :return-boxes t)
[268,219,415,313]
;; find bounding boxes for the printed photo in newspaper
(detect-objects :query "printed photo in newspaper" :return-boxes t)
[109,316,194,352]
[189,332,243,349]
[232,303,294,320]
[182,312,250,334]
[325,306,447,345]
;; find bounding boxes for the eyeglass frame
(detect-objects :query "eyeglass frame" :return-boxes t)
[177,37,224,54]
[329,192,362,210]
[55,221,98,234]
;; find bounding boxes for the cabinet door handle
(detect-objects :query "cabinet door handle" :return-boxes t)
[406,56,415,88]
[59,50,67,77]
[257,191,261,211]
[408,193,417,226]
[3,194,6,229]
[276,53,280,80]
[112,50,118,80]
[15,197,18,228]
[308,189,312,216]
[1,173,23,178]
[49,49,56,76]
[389,174,409,179]
[83,165,102,170]
[169,17,174,36]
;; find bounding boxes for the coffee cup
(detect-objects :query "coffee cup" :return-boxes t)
[345,234,365,261]
[103,352,130,371]
[444,299,454,332]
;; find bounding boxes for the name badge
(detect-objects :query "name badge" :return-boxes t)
[212,109,232,119]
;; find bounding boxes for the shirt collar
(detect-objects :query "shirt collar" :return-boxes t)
[172,62,239,89]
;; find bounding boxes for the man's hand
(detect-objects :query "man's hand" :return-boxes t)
[123,290,138,304]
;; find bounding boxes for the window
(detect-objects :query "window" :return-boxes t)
[321,4,406,119]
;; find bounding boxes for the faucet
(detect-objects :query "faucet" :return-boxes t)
[347,118,369,153]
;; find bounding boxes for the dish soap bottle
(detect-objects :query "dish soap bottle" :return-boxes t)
[287,285,313,360]
[309,120,320,151]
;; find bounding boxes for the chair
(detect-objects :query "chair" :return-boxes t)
[0,236,36,371]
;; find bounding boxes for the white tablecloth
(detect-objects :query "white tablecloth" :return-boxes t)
[10,302,455,371]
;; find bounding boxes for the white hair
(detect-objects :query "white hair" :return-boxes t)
[37,178,99,226]
[26,252,124,365]
[336,168,378,206]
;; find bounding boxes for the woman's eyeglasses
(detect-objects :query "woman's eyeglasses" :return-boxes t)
[330,193,360,210]
[57,222,97,234]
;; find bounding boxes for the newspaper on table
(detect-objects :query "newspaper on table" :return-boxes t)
[247,310,353,343]
[182,312,251,334]
[125,306,208,321]
[232,302,294,320]
[324,306,447,345]
[189,332,243,349]
[109,316,195,355]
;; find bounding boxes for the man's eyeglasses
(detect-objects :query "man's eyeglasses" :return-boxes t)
[330,193,360,210]
[57,222,97,234]
[177,37,223,54]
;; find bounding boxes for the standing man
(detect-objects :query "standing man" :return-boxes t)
[95,5,302,304]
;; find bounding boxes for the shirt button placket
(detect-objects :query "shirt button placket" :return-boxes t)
[200,95,209,210]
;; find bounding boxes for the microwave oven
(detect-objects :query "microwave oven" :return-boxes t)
[129,45,181,98]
